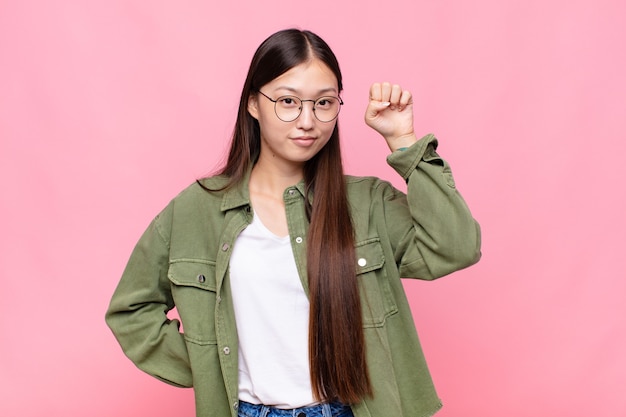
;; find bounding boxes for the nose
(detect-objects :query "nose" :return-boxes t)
[296,101,316,130]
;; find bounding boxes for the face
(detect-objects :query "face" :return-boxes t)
[248,58,340,171]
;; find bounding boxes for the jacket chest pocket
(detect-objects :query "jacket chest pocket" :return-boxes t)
[168,259,218,345]
[356,238,398,327]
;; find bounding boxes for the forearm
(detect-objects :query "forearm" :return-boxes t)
[105,216,193,387]
[386,134,481,279]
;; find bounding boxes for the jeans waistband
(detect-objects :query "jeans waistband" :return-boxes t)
[237,400,353,417]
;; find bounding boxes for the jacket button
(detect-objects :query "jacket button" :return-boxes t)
[358,258,367,267]
[197,274,206,283]
[233,401,239,410]
[288,189,295,195]
[221,243,230,251]
[223,346,230,355]
[295,236,303,243]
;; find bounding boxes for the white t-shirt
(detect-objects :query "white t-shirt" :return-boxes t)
[229,212,314,408]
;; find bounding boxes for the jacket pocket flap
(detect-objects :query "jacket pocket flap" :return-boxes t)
[355,238,385,274]
[168,259,217,291]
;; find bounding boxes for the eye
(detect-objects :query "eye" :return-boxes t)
[316,97,335,109]
[277,96,300,107]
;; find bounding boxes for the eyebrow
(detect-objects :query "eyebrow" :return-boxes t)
[273,86,339,96]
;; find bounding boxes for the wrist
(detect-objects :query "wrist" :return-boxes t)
[385,132,418,152]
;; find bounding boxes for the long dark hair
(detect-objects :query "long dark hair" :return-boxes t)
[207,29,371,404]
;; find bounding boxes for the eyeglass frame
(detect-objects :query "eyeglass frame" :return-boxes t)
[256,90,344,123]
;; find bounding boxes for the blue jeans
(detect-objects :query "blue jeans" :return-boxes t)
[237,400,354,417]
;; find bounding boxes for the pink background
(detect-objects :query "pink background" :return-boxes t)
[1,1,625,416]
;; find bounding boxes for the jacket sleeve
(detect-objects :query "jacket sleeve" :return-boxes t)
[105,205,193,387]
[383,133,481,280]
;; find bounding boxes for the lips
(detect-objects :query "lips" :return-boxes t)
[291,136,317,147]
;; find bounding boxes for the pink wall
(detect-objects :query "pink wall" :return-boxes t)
[1,1,625,416]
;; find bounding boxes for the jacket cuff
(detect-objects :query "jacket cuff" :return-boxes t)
[386,133,438,180]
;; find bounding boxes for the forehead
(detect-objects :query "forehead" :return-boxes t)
[264,59,339,95]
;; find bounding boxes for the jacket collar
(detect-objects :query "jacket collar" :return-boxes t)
[220,171,251,212]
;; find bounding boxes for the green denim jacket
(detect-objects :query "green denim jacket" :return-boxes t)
[106,134,481,417]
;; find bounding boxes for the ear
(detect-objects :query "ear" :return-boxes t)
[247,93,259,120]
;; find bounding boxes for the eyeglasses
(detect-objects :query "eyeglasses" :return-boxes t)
[257,91,343,123]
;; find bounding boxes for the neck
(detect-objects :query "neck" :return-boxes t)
[250,158,304,196]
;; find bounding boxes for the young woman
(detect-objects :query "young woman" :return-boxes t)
[106,28,481,417]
